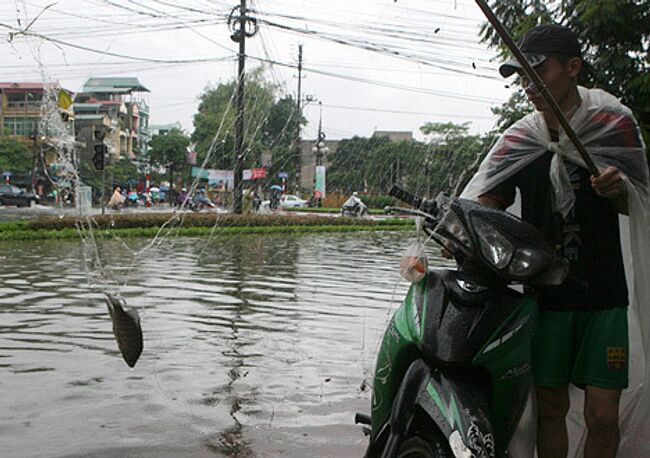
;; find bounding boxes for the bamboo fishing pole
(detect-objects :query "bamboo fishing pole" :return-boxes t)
[474,0,600,176]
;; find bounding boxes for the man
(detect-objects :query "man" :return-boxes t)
[107,185,124,210]
[462,24,647,458]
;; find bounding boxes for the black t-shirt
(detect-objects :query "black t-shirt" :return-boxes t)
[484,133,629,311]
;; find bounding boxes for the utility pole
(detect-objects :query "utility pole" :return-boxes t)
[92,127,107,214]
[30,128,38,193]
[294,44,303,195]
[229,0,258,214]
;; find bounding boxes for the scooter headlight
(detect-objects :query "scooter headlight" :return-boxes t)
[508,247,548,277]
[472,216,513,269]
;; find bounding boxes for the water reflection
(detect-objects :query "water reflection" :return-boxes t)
[0,232,445,457]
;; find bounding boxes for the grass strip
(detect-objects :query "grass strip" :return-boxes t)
[0,223,412,241]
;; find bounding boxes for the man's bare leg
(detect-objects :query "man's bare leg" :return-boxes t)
[584,386,621,458]
[536,385,570,458]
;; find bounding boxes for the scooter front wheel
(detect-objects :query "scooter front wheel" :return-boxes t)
[397,435,453,458]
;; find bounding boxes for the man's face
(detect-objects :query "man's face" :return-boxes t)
[517,56,580,111]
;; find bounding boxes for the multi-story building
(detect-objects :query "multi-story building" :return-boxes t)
[74,77,150,162]
[0,83,44,143]
[0,82,74,188]
[372,130,414,142]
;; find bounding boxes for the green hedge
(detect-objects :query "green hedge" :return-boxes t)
[25,213,409,230]
[361,195,398,209]
[0,213,413,241]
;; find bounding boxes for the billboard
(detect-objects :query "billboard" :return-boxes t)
[315,166,326,198]
[191,167,234,189]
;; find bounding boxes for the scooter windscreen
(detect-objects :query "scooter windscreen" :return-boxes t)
[435,198,568,285]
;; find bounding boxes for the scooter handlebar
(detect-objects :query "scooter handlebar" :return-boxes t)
[388,184,439,217]
[388,184,422,209]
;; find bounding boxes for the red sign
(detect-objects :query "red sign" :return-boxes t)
[251,167,266,180]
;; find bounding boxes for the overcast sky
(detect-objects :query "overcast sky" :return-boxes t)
[0,0,515,141]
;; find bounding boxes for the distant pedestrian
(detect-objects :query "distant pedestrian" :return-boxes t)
[252,191,261,212]
[108,186,124,210]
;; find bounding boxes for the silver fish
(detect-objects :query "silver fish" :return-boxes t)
[105,293,143,368]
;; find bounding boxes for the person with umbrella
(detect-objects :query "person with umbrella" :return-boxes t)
[269,185,282,210]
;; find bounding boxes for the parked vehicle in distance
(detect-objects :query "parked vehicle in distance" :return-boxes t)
[280,194,308,209]
[0,184,39,207]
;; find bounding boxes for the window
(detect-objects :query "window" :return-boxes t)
[6,93,25,103]
[5,92,41,109]
[0,185,20,194]
[3,117,39,136]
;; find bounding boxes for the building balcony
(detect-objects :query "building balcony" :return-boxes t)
[3,101,42,114]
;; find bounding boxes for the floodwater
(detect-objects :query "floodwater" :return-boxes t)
[0,232,446,457]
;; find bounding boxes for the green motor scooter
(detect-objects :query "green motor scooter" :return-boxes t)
[357,186,568,458]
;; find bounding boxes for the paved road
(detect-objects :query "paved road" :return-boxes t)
[0,203,402,223]
[0,203,218,222]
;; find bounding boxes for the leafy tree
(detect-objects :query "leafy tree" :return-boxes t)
[191,67,305,185]
[490,91,534,133]
[480,0,650,146]
[326,123,494,198]
[420,122,494,195]
[149,128,190,169]
[149,128,190,191]
[0,137,31,173]
[326,135,393,194]
[110,157,140,187]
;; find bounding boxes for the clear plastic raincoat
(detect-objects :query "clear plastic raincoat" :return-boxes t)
[462,86,650,457]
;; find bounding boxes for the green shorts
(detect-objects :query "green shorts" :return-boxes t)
[531,307,629,390]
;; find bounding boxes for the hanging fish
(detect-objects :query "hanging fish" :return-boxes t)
[105,293,143,368]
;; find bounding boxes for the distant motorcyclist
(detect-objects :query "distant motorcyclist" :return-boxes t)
[124,190,139,207]
[176,187,189,208]
[341,192,368,217]
[107,186,125,210]
[192,189,214,209]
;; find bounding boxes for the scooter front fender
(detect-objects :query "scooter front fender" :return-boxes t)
[417,369,496,458]
[369,359,495,458]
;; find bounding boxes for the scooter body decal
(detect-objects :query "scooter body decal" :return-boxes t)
[426,382,462,432]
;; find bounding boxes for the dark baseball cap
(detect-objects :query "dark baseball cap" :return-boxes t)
[499,24,582,78]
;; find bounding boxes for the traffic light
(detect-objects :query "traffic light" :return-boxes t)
[93,143,106,170]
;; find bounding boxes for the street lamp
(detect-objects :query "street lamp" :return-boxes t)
[312,134,329,166]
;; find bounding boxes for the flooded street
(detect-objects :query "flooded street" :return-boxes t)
[0,232,446,457]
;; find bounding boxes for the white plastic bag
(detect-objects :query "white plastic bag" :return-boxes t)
[399,240,428,283]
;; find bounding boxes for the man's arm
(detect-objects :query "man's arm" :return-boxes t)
[590,166,629,215]
[478,193,508,210]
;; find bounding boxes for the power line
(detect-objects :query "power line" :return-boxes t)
[245,53,501,104]
[0,22,235,64]
[320,103,494,119]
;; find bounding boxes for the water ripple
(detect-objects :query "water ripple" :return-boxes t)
[0,232,442,457]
